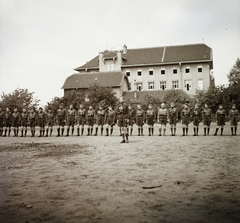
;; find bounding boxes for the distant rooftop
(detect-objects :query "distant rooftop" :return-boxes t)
[75,43,212,71]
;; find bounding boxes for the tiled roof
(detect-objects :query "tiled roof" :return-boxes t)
[103,51,117,60]
[77,55,99,70]
[75,43,212,71]
[163,44,212,63]
[62,71,130,89]
[122,89,191,103]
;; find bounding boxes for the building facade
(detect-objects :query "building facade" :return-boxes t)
[75,43,214,96]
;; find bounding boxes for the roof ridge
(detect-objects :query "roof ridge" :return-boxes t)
[125,43,208,51]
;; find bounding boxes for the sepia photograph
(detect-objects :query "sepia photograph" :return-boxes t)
[0,0,240,222]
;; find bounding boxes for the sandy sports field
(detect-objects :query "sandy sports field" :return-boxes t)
[0,123,240,223]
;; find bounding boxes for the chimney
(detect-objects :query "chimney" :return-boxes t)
[123,44,127,54]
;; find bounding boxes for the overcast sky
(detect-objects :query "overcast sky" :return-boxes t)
[0,0,240,106]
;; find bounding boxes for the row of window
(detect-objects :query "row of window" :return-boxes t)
[126,67,203,76]
[133,80,203,91]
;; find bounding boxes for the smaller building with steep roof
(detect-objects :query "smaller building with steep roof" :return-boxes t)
[62,71,130,98]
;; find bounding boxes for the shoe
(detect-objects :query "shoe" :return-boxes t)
[120,140,125,143]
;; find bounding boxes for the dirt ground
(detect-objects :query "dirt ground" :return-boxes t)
[0,123,240,223]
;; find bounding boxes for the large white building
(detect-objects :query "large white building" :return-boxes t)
[74,43,214,96]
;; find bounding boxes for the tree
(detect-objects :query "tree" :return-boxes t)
[228,58,240,84]
[45,83,118,112]
[87,83,118,109]
[227,58,240,109]
[0,88,40,112]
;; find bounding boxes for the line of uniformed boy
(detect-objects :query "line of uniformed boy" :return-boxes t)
[0,101,239,138]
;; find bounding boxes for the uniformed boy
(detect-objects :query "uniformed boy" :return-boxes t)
[214,103,226,136]
[0,107,4,136]
[86,105,95,136]
[135,104,145,136]
[12,108,20,137]
[115,96,129,143]
[3,107,12,137]
[104,106,115,136]
[65,104,76,136]
[28,108,36,137]
[167,102,178,136]
[146,104,155,136]
[45,108,54,137]
[128,104,136,136]
[94,105,105,136]
[76,104,86,136]
[56,103,66,137]
[157,103,168,136]
[192,104,201,136]
[229,104,239,135]
[202,103,212,136]
[181,102,191,136]
[20,108,28,137]
[37,107,46,137]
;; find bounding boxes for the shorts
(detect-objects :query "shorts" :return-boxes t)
[106,116,114,126]
[230,117,238,126]
[66,116,75,127]
[182,116,190,125]
[203,116,211,126]
[169,117,177,125]
[38,119,46,128]
[87,116,94,126]
[146,116,154,125]
[29,120,35,128]
[117,114,128,127]
[46,119,54,127]
[21,119,28,127]
[57,117,65,127]
[159,116,167,125]
[12,119,20,127]
[217,115,225,126]
[192,117,200,126]
[136,116,144,126]
[77,116,85,125]
[4,119,11,128]
[128,117,135,126]
[97,115,105,126]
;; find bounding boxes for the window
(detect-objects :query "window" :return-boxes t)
[160,81,166,90]
[185,67,190,73]
[126,71,130,76]
[136,82,143,91]
[137,70,142,76]
[149,69,153,75]
[107,63,114,71]
[172,81,179,89]
[198,66,202,72]
[184,80,192,91]
[198,79,203,90]
[148,82,154,89]
[173,68,177,74]
[161,68,165,75]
